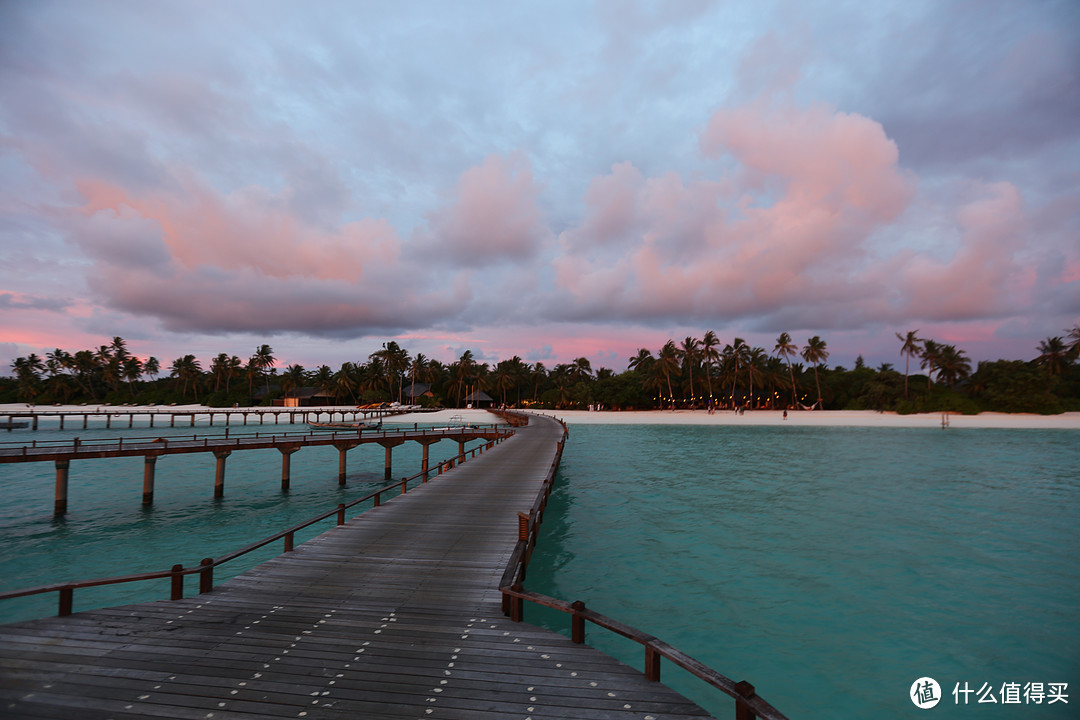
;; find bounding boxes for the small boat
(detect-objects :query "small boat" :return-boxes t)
[309,420,382,431]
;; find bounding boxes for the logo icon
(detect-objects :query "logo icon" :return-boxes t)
[912,677,942,709]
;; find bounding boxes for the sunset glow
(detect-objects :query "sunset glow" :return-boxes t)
[2,2,1077,373]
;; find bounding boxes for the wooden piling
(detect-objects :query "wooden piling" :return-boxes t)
[279,445,299,491]
[142,455,157,505]
[333,442,359,485]
[213,450,231,498]
[54,459,70,515]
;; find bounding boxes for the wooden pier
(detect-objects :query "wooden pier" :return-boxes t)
[0,406,425,432]
[0,424,511,515]
[0,414,725,720]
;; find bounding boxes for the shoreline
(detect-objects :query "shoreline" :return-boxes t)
[537,408,1080,429]
[2,404,1078,430]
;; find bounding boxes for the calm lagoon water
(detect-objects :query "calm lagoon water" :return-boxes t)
[0,418,473,623]
[524,424,1080,719]
[1,419,1077,719]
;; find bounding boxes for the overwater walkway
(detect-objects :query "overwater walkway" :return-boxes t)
[0,414,712,719]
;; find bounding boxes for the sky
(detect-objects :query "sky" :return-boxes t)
[1,0,1078,376]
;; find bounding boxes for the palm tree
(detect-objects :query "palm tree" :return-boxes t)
[11,354,45,402]
[251,345,276,395]
[372,341,410,403]
[723,338,749,408]
[504,355,529,404]
[71,350,100,399]
[281,364,306,398]
[936,345,971,388]
[225,355,242,394]
[679,336,701,402]
[210,353,231,393]
[1036,336,1068,376]
[570,357,594,384]
[745,346,767,408]
[313,364,334,395]
[701,331,720,403]
[96,344,120,394]
[530,362,548,402]
[121,356,143,397]
[656,340,681,407]
[332,362,358,404]
[144,356,160,381]
[492,361,515,405]
[407,353,428,403]
[450,350,477,407]
[773,332,799,409]
[1065,323,1080,361]
[801,336,829,408]
[170,355,203,402]
[628,348,654,373]
[896,330,922,400]
[920,339,942,390]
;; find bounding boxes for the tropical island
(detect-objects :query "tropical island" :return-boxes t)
[5,326,1079,414]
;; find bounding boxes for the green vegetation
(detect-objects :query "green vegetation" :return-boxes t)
[4,324,1080,413]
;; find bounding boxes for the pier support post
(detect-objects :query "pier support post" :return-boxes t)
[54,459,70,515]
[377,438,405,481]
[213,450,231,498]
[279,445,300,492]
[333,442,360,485]
[458,441,466,464]
[417,438,440,482]
[143,455,158,505]
[83,414,88,429]
[59,415,65,430]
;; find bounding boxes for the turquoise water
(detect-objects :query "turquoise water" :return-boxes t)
[2,420,1077,719]
[524,424,1080,719]
[0,419,475,623]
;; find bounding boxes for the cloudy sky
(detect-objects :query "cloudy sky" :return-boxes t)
[2,0,1078,375]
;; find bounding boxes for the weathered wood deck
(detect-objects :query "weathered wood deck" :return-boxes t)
[0,415,712,719]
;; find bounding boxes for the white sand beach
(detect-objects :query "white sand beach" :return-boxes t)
[3,404,1079,430]
[538,408,1080,429]
[397,407,1080,430]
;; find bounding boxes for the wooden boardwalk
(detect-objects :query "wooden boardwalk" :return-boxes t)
[0,415,712,719]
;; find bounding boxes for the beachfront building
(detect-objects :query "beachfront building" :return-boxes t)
[463,390,494,408]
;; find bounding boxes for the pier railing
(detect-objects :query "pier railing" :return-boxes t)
[0,423,505,459]
[499,414,788,720]
[0,434,510,618]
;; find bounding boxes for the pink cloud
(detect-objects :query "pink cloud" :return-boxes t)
[75,176,399,282]
[58,170,472,336]
[420,152,549,265]
[553,100,917,324]
[894,181,1033,320]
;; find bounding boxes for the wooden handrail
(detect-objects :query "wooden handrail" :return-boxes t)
[498,413,787,720]
[0,431,513,616]
[0,422,507,454]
